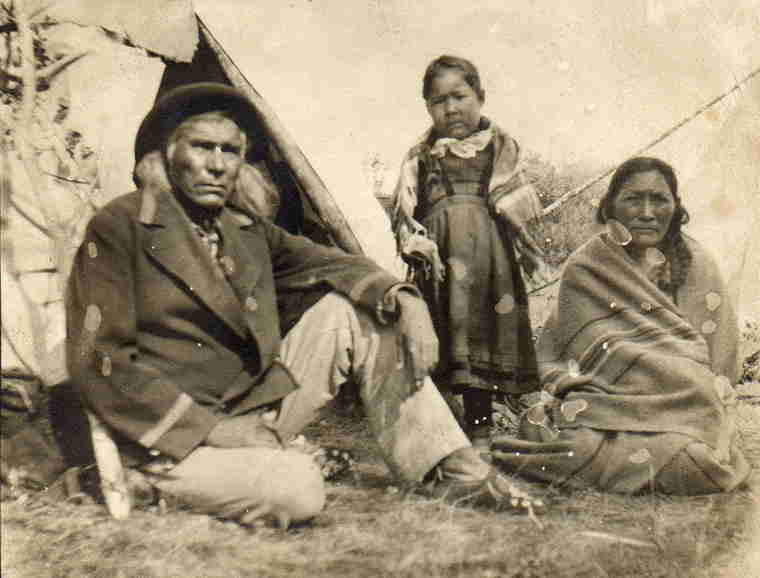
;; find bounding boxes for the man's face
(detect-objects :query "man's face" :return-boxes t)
[166,112,246,210]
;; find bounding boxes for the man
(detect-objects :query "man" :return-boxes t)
[66,83,542,527]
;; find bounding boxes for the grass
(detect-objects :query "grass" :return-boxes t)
[2,396,758,578]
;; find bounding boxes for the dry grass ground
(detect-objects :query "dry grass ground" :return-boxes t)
[2,392,758,578]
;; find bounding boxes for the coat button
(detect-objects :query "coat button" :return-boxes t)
[245,296,258,312]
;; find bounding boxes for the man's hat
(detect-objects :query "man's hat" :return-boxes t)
[134,82,263,164]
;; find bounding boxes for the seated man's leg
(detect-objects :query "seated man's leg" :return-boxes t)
[148,445,325,527]
[275,292,471,482]
[275,293,547,515]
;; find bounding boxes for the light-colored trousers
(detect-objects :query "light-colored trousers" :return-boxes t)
[151,293,469,523]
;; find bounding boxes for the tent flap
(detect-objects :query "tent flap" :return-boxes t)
[47,0,198,62]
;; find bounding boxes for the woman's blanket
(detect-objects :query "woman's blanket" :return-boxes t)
[492,232,750,494]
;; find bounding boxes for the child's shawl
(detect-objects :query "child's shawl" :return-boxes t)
[391,121,544,264]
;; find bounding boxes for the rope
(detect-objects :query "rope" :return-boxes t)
[542,66,760,216]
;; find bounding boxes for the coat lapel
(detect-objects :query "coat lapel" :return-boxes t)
[217,209,265,305]
[140,189,250,339]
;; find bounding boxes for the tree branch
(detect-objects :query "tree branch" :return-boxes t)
[38,51,88,83]
[40,169,90,184]
[7,194,53,236]
[2,51,89,89]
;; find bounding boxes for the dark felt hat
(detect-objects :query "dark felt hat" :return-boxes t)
[134,82,262,164]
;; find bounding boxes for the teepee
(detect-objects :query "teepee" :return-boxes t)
[1,0,362,388]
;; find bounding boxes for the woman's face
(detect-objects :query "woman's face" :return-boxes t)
[610,170,676,250]
[426,69,483,139]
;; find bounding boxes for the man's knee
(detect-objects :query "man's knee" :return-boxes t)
[257,449,326,522]
[280,292,374,392]
[155,447,326,524]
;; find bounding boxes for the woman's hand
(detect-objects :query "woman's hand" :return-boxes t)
[396,290,439,390]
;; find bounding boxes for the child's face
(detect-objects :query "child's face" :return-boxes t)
[426,69,483,139]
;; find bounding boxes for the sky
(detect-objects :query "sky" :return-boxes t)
[195,0,758,174]
[195,0,759,314]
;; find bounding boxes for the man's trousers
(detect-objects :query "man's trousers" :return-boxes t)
[149,293,470,524]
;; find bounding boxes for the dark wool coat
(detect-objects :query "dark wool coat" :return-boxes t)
[66,187,402,464]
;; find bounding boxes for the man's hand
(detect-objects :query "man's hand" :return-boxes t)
[396,291,439,390]
[205,413,282,449]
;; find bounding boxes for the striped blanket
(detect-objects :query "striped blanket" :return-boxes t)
[492,232,750,494]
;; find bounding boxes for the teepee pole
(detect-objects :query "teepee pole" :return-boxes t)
[542,67,760,216]
[197,17,364,255]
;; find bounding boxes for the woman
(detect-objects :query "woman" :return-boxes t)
[491,157,750,495]
[391,55,546,445]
